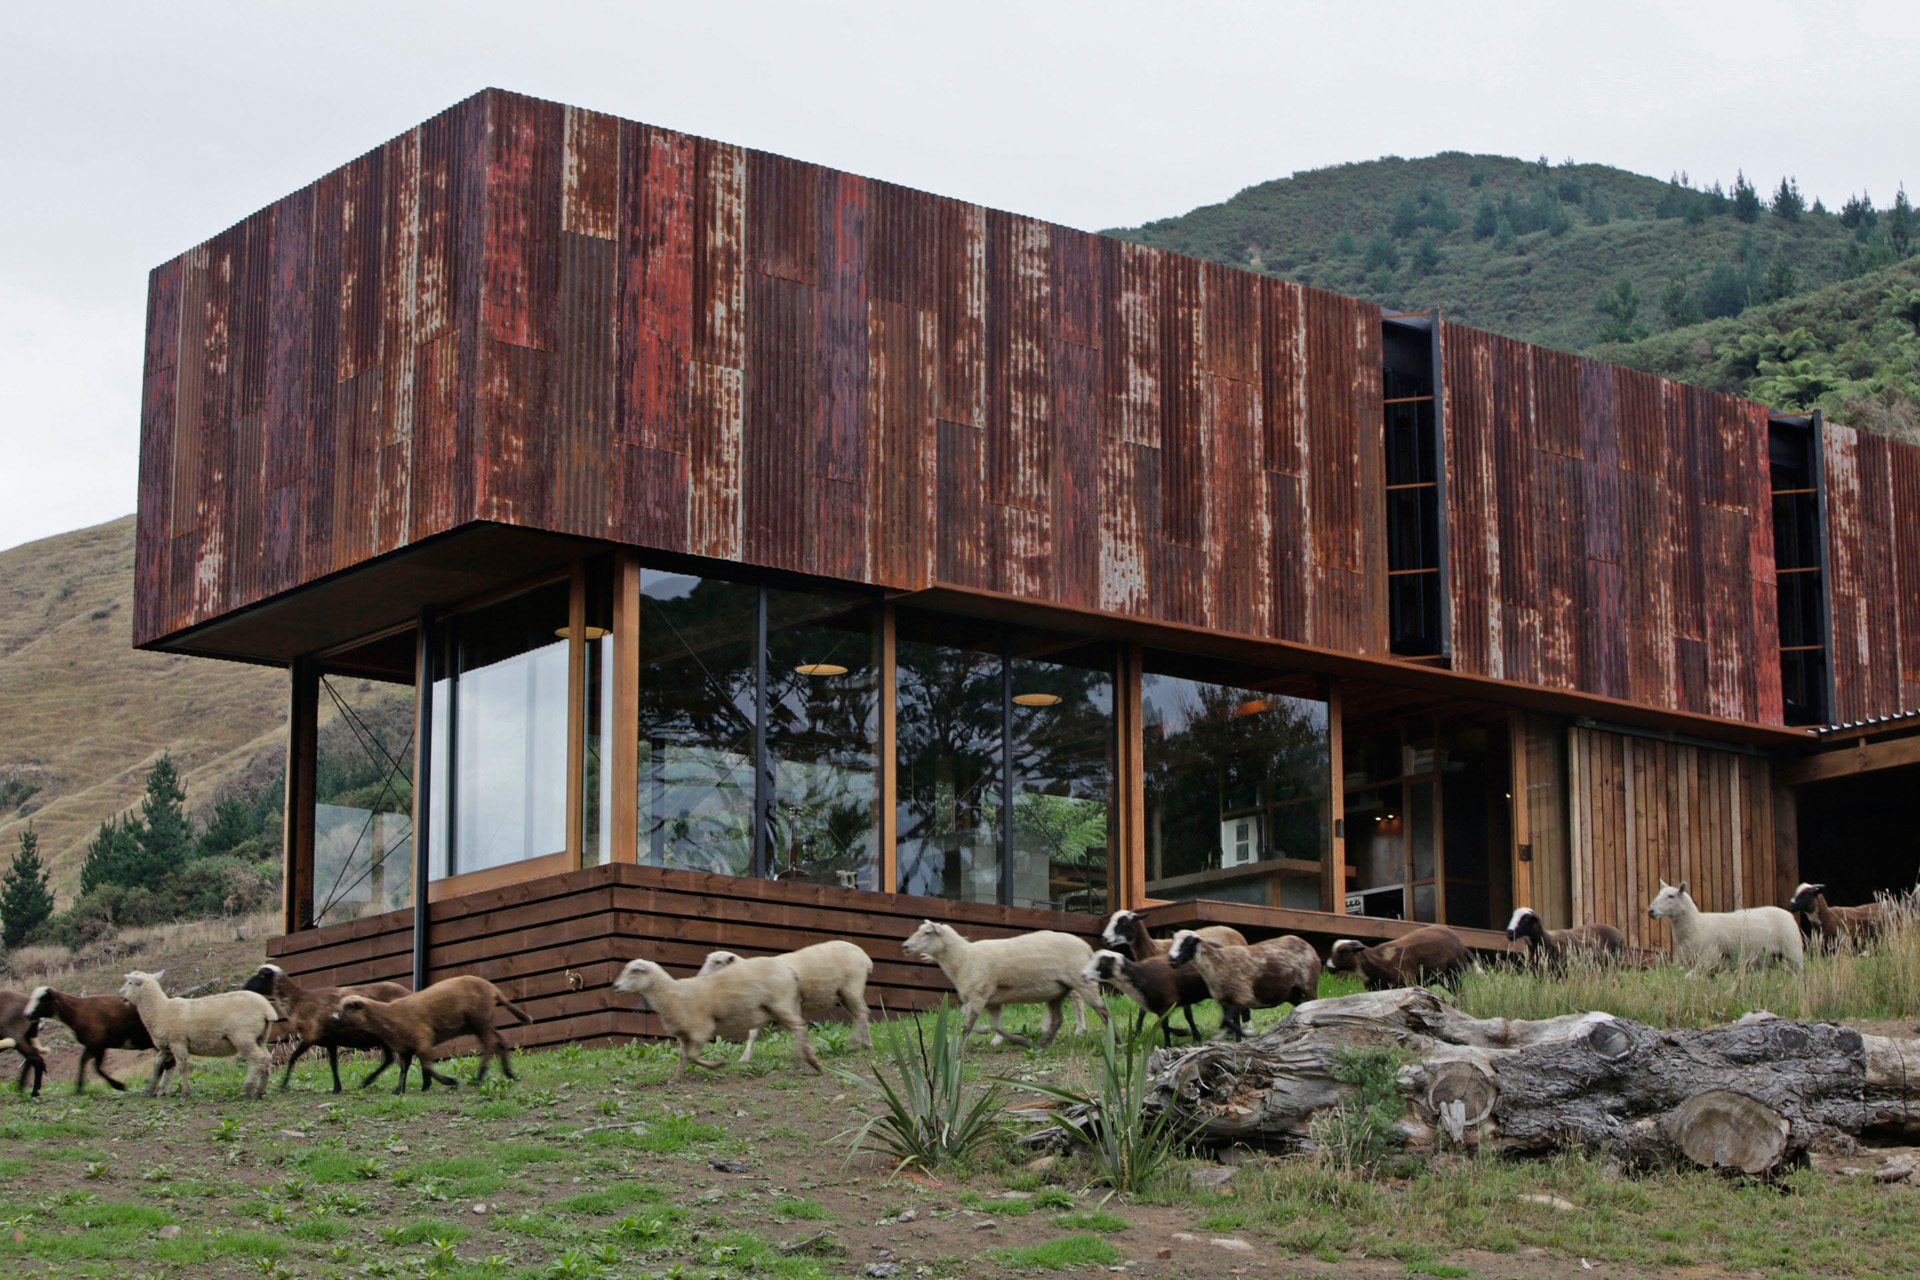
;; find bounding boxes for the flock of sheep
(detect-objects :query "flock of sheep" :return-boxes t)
[0,878,1887,1099]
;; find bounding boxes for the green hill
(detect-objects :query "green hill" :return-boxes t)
[1105,153,1917,435]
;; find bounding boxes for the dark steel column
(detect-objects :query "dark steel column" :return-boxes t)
[1000,631,1014,908]
[753,586,770,880]
[411,609,435,994]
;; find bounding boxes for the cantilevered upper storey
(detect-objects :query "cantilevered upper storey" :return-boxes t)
[135,87,1920,729]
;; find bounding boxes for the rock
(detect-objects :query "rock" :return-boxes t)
[1518,1194,1577,1211]
[709,1157,751,1173]
[1190,1166,1234,1190]
[1024,1155,1056,1172]
[998,1190,1034,1200]
[1841,1166,1870,1177]
[471,1203,488,1214]
[972,1220,998,1231]
[864,1265,902,1278]
[1876,1159,1915,1183]
[276,1129,307,1141]
[1210,1237,1255,1253]
[1170,1232,1198,1243]
[895,1210,916,1223]
[1157,1248,1174,1259]
[698,1187,725,1203]
[157,1225,181,1239]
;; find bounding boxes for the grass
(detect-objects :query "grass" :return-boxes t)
[990,1233,1124,1270]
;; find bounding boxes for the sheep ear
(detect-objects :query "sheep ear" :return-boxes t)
[1679,881,1689,896]
[151,970,165,984]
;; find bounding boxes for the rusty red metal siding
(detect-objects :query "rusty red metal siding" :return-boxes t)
[137,88,1920,729]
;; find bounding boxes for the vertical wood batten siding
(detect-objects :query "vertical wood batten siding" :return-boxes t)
[135,88,1920,729]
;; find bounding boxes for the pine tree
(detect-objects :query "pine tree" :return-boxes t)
[79,814,142,895]
[135,754,192,880]
[1410,230,1442,277]
[1891,187,1914,259]
[197,796,254,857]
[1732,171,1761,223]
[1595,275,1648,343]
[2,824,55,948]
[1772,177,1805,222]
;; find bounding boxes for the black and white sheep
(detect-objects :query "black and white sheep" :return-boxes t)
[1786,883,1885,953]
[0,989,47,1097]
[901,920,1109,1049]
[240,963,411,1092]
[1504,908,1626,970]
[1647,880,1803,974]
[1325,925,1468,990]
[697,939,873,1059]
[1167,931,1319,1040]
[1081,950,1210,1045]
[21,986,154,1092]
[1100,910,1248,961]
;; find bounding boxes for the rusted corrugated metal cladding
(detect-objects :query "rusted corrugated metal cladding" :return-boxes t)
[1825,423,1920,721]
[1439,320,1786,723]
[135,88,1920,727]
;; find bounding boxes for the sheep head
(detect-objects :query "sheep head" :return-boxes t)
[24,987,52,1019]
[239,964,281,998]
[1325,940,1365,973]
[1787,883,1827,914]
[1084,950,1128,985]
[1100,910,1142,951]
[1166,930,1207,968]
[613,959,667,997]
[328,996,374,1033]
[902,920,952,959]
[1647,880,1692,920]
[119,970,164,1002]
[697,951,743,977]
[1505,908,1541,942]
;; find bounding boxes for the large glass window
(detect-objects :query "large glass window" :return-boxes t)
[582,570,614,867]
[895,616,1114,914]
[896,618,1004,905]
[311,671,415,927]
[1141,656,1328,910]
[636,570,758,876]
[766,591,880,889]
[428,581,572,880]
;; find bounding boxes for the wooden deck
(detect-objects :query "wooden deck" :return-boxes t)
[1138,898,1512,955]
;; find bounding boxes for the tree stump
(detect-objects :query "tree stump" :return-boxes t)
[1120,989,1920,1175]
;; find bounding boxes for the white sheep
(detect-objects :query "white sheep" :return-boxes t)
[1646,880,1804,975]
[698,939,873,1060]
[901,920,1109,1048]
[118,969,276,1098]
[613,956,822,1081]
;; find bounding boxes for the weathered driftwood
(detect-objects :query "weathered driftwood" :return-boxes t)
[1113,989,1920,1175]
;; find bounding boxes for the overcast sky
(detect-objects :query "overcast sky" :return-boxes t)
[3,0,1913,554]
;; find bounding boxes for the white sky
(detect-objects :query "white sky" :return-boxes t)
[2,0,1914,553]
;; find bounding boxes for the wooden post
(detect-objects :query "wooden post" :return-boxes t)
[1326,679,1346,915]
[1509,708,1534,918]
[878,603,897,892]
[411,611,436,994]
[609,552,641,863]
[1117,645,1146,910]
[565,563,587,870]
[282,657,319,935]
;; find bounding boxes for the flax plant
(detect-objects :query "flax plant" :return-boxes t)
[834,999,1005,1172]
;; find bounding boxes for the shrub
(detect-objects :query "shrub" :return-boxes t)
[2,825,54,949]
[836,999,1005,1172]
[1312,1045,1411,1173]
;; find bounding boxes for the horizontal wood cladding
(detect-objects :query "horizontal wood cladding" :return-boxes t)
[1565,726,1782,951]
[137,87,1920,727]
[1440,324,1790,724]
[264,860,1107,1051]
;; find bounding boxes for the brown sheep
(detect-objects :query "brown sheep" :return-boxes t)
[1167,931,1319,1041]
[1325,925,1468,990]
[240,963,410,1092]
[1787,883,1885,953]
[0,989,47,1097]
[1505,908,1626,970]
[1083,951,1211,1046]
[1100,910,1248,961]
[23,986,154,1092]
[328,976,530,1094]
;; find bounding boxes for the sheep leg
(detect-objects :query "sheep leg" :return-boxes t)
[416,1051,460,1091]
[779,1012,823,1074]
[146,1047,175,1097]
[358,1048,396,1090]
[737,1028,760,1064]
[844,989,871,1050]
[242,1042,271,1099]
[170,1045,192,1097]
[278,1038,316,1091]
[1181,1002,1204,1042]
[1222,1005,1247,1043]
[392,1050,414,1094]
[1071,994,1088,1034]
[1038,997,1066,1049]
[87,1050,129,1093]
[325,1045,343,1093]
[987,1005,1033,1049]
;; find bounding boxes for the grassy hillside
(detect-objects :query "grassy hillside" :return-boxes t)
[1106,152,1890,362]
[0,515,286,900]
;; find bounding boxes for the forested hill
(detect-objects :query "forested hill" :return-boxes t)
[1106,153,1918,439]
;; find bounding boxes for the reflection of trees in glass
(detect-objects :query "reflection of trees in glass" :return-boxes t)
[313,679,414,926]
[767,597,877,888]
[637,574,756,876]
[1144,677,1327,882]
[1010,655,1112,915]
[895,641,1001,902]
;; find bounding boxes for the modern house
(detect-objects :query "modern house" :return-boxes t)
[134,89,1920,1046]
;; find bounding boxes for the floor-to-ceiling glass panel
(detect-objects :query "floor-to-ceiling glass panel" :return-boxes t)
[896,616,1003,903]
[429,581,571,879]
[765,590,879,889]
[313,671,415,926]
[636,570,758,877]
[1009,644,1115,915]
[1141,655,1329,907]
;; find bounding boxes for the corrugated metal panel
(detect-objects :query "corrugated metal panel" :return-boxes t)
[870,299,934,589]
[561,106,620,240]
[742,270,815,573]
[482,93,562,351]
[376,129,420,556]
[1441,322,1495,676]
[1577,356,1626,699]
[1097,439,1150,614]
[554,232,616,536]
[136,258,183,643]
[986,211,1050,514]
[1158,255,1203,552]
[1825,423,1867,722]
[618,123,693,456]
[1049,337,1101,611]
[1893,440,1920,712]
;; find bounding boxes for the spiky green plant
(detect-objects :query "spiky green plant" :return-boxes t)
[834,999,1005,1171]
[992,1012,1197,1193]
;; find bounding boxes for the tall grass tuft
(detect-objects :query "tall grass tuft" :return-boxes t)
[835,998,1005,1172]
[1454,891,1920,1028]
[993,1012,1197,1194]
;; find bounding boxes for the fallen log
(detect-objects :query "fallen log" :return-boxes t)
[1117,988,1920,1175]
